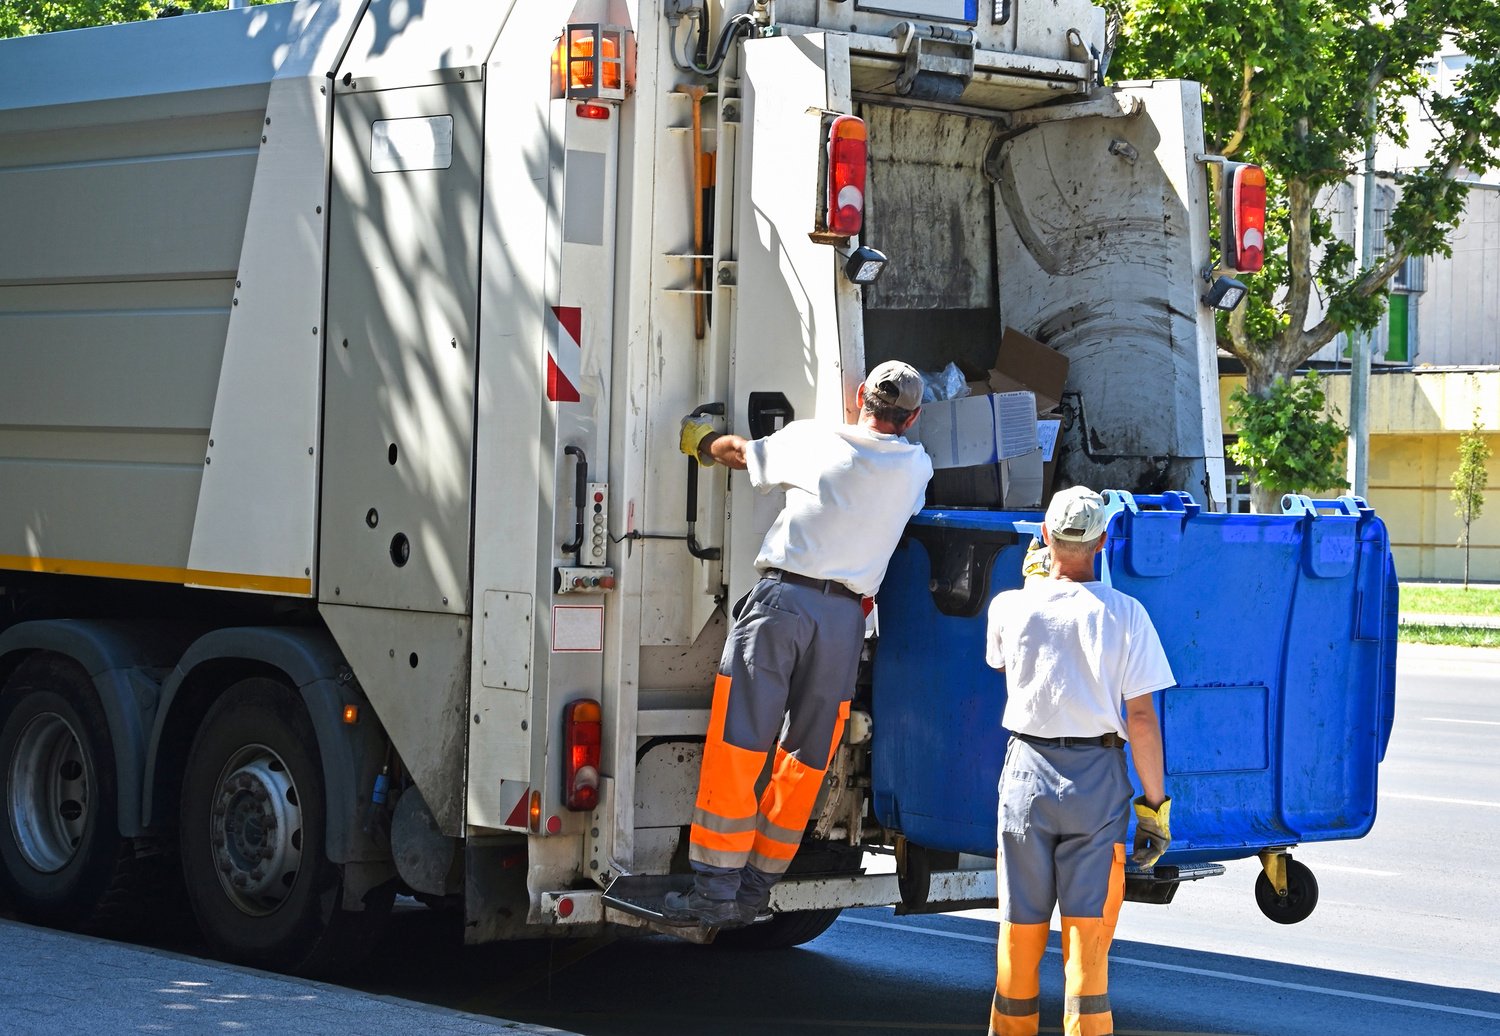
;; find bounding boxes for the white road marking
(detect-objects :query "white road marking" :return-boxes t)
[838,915,1500,1022]
[1313,863,1401,877]
[1384,792,1500,808]
[1422,717,1500,726]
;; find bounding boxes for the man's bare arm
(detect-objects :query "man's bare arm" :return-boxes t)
[702,432,749,470]
[1124,693,1166,806]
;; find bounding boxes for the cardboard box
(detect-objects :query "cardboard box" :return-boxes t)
[988,328,1069,413]
[992,328,1069,507]
[915,329,1068,509]
[928,449,1044,508]
[909,390,1037,470]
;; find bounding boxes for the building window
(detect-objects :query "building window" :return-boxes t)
[1394,253,1426,292]
[1225,466,1254,513]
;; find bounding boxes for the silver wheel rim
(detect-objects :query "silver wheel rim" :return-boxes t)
[8,711,91,873]
[208,743,304,916]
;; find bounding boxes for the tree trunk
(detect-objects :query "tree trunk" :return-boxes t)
[1251,483,1282,515]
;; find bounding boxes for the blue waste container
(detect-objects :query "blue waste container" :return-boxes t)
[871,491,1398,874]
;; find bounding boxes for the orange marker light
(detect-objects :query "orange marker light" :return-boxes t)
[342,704,359,724]
[550,26,623,100]
[529,790,543,833]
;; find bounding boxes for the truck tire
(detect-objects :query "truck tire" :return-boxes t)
[0,653,145,932]
[179,676,390,975]
[713,906,843,950]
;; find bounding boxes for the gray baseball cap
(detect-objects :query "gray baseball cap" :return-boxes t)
[1046,485,1109,541]
[864,360,924,411]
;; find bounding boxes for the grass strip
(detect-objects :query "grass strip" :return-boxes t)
[1399,585,1500,618]
[1398,623,1500,649]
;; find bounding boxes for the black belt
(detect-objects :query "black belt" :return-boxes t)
[1012,731,1126,750]
[763,568,861,601]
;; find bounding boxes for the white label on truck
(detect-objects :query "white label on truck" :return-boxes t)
[856,0,975,22]
[552,605,604,652]
[371,115,454,173]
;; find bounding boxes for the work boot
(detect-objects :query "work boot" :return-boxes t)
[737,897,771,925]
[662,889,743,927]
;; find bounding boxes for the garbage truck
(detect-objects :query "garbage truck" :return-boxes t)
[0,0,1397,973]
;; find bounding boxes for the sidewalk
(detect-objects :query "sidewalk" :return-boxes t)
[0,919,576,1036]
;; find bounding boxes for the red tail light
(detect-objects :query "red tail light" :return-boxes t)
[563,699,601,811]
[826,115,867,238]
[1224,163,1266,273]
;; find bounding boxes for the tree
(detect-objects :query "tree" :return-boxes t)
[1110,0,1500,494]
[1451,409,1491,589]
[1227,371,1348,510]
[0,1,269,39]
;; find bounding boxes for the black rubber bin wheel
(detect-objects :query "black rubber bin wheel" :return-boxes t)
[1254,857,1319,925]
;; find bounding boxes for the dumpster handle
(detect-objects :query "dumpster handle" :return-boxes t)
[1105,489,1199,517]
[1281,494,1374,518]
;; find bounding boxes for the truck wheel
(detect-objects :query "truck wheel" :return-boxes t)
[1254,858,1319,925]
[0,653,140,932]
[179,677,390,975]
[713,906,843,950]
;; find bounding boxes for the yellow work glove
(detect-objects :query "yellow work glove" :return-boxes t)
[1132,796,1172,869]
[679,414,718,466]
[1022,537,1050,582]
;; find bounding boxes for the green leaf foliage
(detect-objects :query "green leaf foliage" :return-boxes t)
[1452,412,1492,529]
[0,1,276,39]
[1227,372,1350,496]
[1111,0,1500,396]
[1450,409,1492,586]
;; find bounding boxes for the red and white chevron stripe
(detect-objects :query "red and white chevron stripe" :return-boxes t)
[547,305,582,402]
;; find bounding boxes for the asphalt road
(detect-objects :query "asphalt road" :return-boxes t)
[340,643,1500,1035]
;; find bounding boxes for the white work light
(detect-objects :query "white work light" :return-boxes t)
[843,245,888,285]
[1202,275,1247,312]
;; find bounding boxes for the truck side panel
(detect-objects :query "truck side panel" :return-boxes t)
[0,85,259,580]
[188,0,371,593]
[724,32,860,605]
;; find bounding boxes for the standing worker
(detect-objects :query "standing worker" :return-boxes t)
[984,486,1175,1036]
[665,361,934,928]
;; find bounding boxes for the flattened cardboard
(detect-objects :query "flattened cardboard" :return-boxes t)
[989,328,1069,414]
[928,449,1044,508]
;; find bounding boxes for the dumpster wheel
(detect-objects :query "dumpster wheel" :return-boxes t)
[1254,856,1318,924]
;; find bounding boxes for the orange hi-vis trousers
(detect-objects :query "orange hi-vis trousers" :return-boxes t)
[687,575,864,897]
[990,737,1131,1036]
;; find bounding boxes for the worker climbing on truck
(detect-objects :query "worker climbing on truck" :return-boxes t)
[664,361,934,928]
[982,486,1175,1036]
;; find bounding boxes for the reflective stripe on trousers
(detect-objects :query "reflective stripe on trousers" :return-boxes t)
[990,738,1130,1036]
[688,576,863,883]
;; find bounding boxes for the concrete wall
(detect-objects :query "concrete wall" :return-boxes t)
[1415,185,1500,367]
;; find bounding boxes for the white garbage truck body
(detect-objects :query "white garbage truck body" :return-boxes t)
[0,0,1225,967]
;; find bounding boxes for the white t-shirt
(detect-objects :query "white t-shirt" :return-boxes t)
[745,420,933,598]
[985,580,1175,740]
